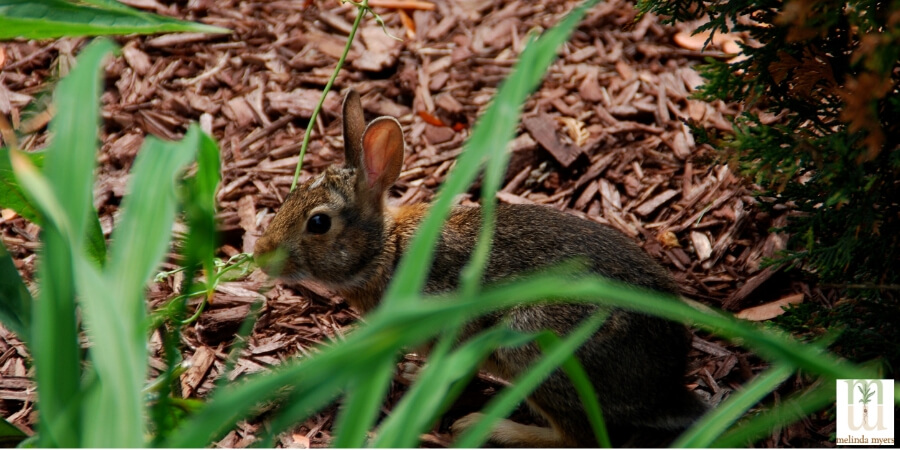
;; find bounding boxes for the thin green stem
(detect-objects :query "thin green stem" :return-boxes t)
[290,1,369,191]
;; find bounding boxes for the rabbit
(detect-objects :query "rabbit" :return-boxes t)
[254,89,707,447]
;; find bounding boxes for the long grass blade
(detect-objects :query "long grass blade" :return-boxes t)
[535,331,611,447]
[373,326,536,448]
[673,363,795,447]
[107,127,203,324]
[452,311,607,448]
[11,39,117,447]
[74,127,205,446]
[711,379,836,447]
[443,273,875,380]
[168,265,874,446]
[331,359,396,448]
[44,38,116,247]
[383,0,602,305]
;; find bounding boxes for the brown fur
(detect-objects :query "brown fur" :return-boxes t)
[254,89,706,447]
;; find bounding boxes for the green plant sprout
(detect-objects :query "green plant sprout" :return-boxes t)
[152,253,255,326]
[290,0,399,192]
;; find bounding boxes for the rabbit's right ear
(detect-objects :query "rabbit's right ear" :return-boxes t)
[359,117,404,196]
[342,89,366,169]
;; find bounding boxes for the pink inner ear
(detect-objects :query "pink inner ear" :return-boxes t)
[362,120,401,189]
[364,132,389,188]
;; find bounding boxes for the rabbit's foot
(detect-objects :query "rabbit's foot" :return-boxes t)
[398,361,420,384]
[450,412,569,448]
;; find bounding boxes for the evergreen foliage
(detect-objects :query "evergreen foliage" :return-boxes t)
[638,0,900,287]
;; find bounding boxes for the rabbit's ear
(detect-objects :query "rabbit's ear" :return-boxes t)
[360,117,404,194]
[342,89,366,169]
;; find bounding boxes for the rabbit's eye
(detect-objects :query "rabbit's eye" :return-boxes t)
[306,213,331,234]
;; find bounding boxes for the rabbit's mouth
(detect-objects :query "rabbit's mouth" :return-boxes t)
[254,247,306,281]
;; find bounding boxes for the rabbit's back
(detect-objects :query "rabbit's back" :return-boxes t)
[423,203,677,294]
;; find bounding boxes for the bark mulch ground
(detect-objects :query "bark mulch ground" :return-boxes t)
[0,0,835,447]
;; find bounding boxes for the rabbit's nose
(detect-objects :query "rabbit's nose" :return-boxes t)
[254,236,280,273]
[253,234,291,277]
[253,234,273,258]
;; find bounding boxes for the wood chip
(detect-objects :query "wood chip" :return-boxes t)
[523,114,583,167]
[736,293,804,321]
[181,346,217,397]
[634,189,678,217]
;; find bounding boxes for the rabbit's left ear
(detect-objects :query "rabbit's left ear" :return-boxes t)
[342,89,366,169]
[359,117,405,195]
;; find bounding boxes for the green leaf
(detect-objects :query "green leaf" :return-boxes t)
[45,38,117,250]
[76,129,203,447]
[84,212,107,266]
[0,243,31,342]
[0,417,28,448]
[75,262,145,447]
[449,273,875,381]
[107,128,203,324]
[14,38,118,447]
[0,0,230,39]
[0,148,44,224]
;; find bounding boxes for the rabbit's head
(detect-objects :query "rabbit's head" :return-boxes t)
[254,90,405,289]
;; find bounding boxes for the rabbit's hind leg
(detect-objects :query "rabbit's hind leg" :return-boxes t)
[450,412,573,448]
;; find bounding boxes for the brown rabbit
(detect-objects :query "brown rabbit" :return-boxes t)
[254,89,706,447]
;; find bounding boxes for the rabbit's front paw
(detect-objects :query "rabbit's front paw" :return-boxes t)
[450,412,484,437]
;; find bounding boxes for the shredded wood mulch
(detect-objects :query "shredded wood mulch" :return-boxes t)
[1,0,835,447]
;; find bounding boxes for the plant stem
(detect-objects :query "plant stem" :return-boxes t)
[290,1,369,191]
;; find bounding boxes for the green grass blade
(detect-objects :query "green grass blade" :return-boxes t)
[180,126,221,284]
[456,274,875,380]
[535,331,611,447]
[0,0,229,39]
[44,38,116,248]
[107,128,202,324]
[374,326,536,448]
[0,417,27,447]
[2,148,106,264]
[11,39,117,447]
[673,363,795,447]
[372,324,467,449]
[166,339,386,447]
[32,228,81,447]
[0,148,44,224]
[0,243,31,342]
[711,379,836,447]
[453,311,608,448]
[82,129,203,446]
[84,212,107,266]
[331,359,396,448]
[74,263,145,447]
[383,0,602,305]
[166,305,471,447]
[169,268,874,447]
